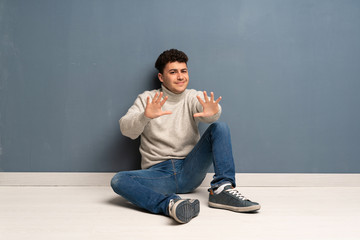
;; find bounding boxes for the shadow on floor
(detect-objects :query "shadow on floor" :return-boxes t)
[106,196,150,214]
[105,196,181,225]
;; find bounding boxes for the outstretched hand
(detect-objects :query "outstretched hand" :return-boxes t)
[145,92,172,119]
[193,91,222,118]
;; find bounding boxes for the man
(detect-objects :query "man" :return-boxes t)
[111,49,260,224]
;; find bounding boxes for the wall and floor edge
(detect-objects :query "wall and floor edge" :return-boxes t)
[1,173,359,187]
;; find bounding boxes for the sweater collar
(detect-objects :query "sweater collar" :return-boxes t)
[161,84,186,102]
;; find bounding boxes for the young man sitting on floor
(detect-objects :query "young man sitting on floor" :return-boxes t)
[111,49,260,223]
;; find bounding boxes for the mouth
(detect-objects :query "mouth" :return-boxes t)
[175,81,186,85]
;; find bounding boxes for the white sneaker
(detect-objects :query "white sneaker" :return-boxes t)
[168,198,200,223]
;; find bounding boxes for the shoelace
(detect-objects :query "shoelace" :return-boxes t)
[226,188,249,201]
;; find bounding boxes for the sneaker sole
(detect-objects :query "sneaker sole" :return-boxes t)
[173,199,200,223]
[209,202,261,212]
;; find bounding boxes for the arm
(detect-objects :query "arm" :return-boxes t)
[119,96,150,140]
[119,92,171,139]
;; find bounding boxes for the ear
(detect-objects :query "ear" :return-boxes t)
[158,73,164,83]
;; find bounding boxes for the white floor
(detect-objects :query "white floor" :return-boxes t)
[1,186,359,240]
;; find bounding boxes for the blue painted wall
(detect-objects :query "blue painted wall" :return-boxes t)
[1,0,359,172]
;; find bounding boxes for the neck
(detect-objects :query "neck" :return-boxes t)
[161,85,186,102]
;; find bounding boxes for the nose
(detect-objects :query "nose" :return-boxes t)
[177,73,184,80]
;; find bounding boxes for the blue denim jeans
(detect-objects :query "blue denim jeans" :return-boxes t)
[111,122,235,216]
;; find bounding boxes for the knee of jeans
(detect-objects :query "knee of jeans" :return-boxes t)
[210,122,229,133]
[110,172,127,194]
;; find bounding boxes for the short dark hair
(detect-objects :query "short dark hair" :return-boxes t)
[155,49,188,74]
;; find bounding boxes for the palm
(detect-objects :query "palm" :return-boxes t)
[145,92,172,119]
[194,91,221,118]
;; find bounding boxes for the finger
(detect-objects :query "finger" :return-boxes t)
[156,92,163,103]
[152,92,159,103]
[147,96,150,105]
[193,112,204,118]
[160,111,172,116]
[196,95,205,105]
[215,96,222,104]
[160,96,168,106]
[203,91,209,102]
[210,92,215,102]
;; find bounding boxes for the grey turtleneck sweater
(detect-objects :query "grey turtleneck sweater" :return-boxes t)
[119,85,221,169]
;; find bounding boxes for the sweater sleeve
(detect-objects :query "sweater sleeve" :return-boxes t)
[119,94,152,140]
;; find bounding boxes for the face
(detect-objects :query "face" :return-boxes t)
[158,61,189,94]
